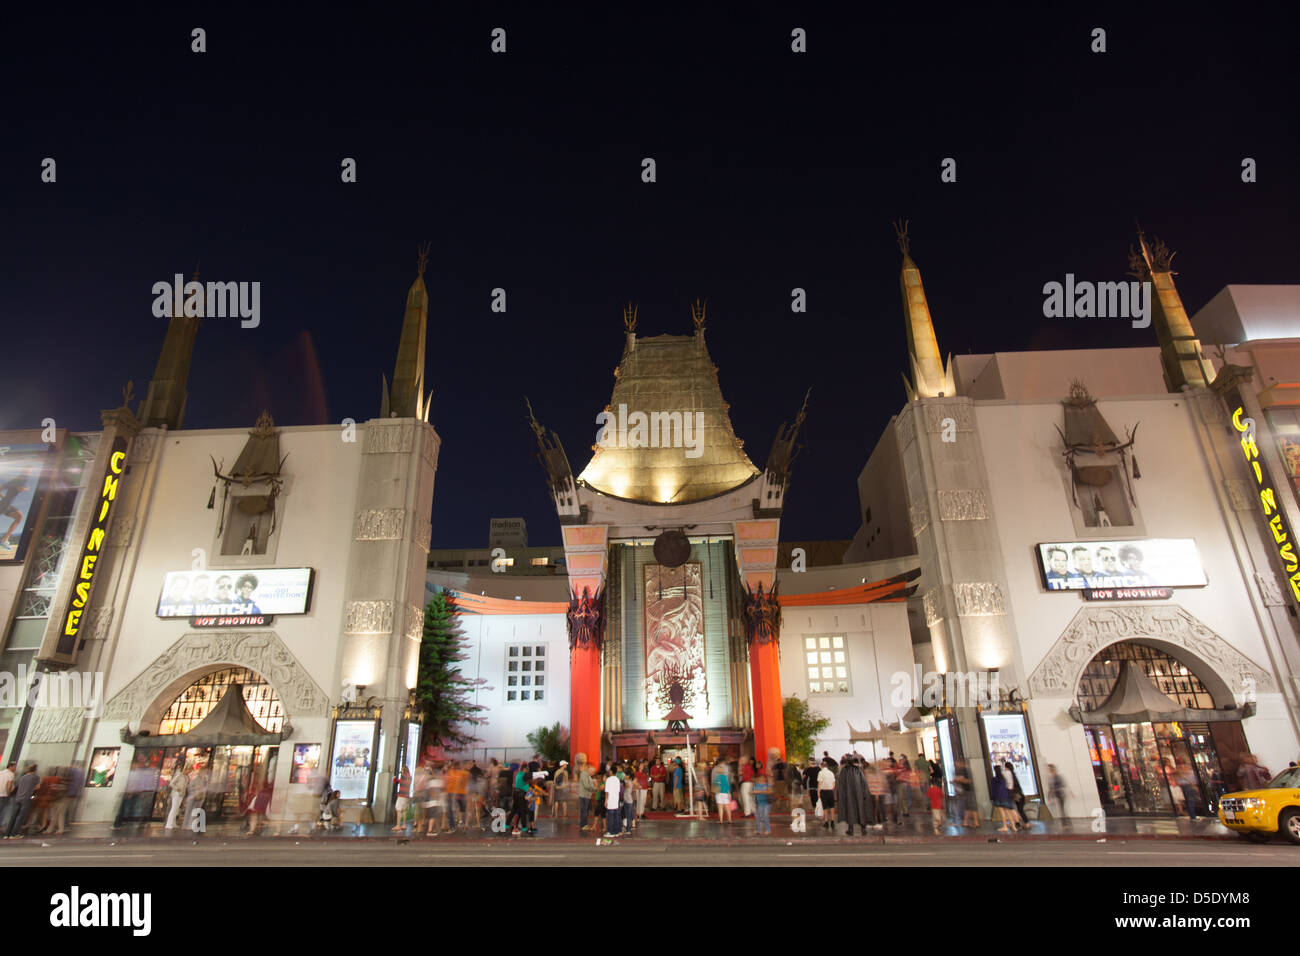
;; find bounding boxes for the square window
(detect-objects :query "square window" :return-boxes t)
[820,651,832,664]
[535,676,544,687]
[836,666,847,679]
[508,661,518,672]
[819,637,830,648]
[521,691,530,700]
[522,661,531,672]
[509,646,519,657]
[535,691,543,701]
[832,636,844,648]
[807,667,818,680]
[535,661,545,673]
[821,667,833,679]
[508,676,517,687]
[522,676,531,686]
[838,682,848,693]
[535,646,545,656]
[805,637,817,650]
[809,682,821,693]
[507,691,517,701]
[833,651,845,663]
[806,652,818,665]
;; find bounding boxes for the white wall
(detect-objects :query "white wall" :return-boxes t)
[777,602,915,759]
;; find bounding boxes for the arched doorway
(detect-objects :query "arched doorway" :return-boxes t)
[126,667,285,824]
[1076,641,1235,816]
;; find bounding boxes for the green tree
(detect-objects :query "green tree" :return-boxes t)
[415,590,488,752]
[783,695,830,764]
[526,722,570,764]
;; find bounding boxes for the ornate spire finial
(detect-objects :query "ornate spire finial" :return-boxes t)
[416,241,431,276]
[690,297,707,332]
[623,301,638,334]
[893,218,911,256]
[122,380,136,407]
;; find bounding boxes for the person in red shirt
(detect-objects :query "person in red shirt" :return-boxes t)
[740,757,756,816]
[635,763,650,819]
[926,780,945,835]
[649,760,667,811]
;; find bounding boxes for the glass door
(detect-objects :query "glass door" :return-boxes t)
[1085,726,1125,810]
[1111,722,1175,814]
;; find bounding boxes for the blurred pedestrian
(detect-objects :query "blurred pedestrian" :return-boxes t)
[817,759,837,830]
[578,761,595,831]
[164,761,189,831]
[552,760,571,818]
[714,759,733,823]
[1046,764,1068,827]
[753,764,774,835]
[5,765,40,838]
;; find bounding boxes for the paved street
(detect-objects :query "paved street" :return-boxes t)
[0,837,1293,867]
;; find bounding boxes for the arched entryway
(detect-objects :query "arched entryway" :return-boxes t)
[1074,641,1246,817]
[124,667,286,825]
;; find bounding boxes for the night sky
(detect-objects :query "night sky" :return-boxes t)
[3,8,1296,549]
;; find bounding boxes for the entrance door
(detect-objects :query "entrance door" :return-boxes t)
[1084,726,1124,810]
[1111,722,1175,814]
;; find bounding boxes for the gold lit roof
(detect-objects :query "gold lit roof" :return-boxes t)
[577,331,759,504]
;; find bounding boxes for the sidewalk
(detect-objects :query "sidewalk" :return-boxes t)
[0,810,1237,845]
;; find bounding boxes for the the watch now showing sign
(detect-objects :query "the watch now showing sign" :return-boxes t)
[156,567,313,626]
[1036,539,1207,592]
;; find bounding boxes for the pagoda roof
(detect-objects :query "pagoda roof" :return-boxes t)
[577,330,760,504]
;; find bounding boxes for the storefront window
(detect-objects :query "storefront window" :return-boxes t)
[158,667,283,734]
[1077,642,1214,711]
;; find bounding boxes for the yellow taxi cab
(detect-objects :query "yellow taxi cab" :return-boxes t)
[1218,766,1300,844]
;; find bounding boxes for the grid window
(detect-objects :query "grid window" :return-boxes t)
[804,636,851,697]
[157,667,283,734]
[1077,641,1214,711]
[506,643,547,703]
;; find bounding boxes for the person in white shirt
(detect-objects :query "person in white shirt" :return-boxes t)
[604,771,623,837]
[0,762,15,833]
[817,761,838,830]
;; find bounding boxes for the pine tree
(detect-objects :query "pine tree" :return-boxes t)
[415,590,488,752]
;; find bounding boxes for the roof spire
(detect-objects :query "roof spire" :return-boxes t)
[623,301,638,334]
[382,245,431,419]
[138,266,202,428]
[896,223,956,401]
[690,298,707,332]
[1127,226,1213,391]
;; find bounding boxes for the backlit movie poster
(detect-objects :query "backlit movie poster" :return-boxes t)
[156,567,313,618]
[1036,539,1207,591]
[330,720,375,800]
[0,443,48,563]
[643,562,706,721]
[983,714,1038,797]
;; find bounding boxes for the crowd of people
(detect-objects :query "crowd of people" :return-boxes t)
[0,762,84,838]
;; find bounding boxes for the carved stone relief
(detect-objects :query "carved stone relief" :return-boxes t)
[354,508,406,540]
[1028,604,1276,698]
[345,600,393,634]
[937,489,988,521]
[28,707,87,743]
[924,403,972,434]
[1255,572,1285,607]
[103,630,330,722]
[1223,479,1253,512]
[896,406,917,450]
[365,423,414,455]
[953,582,1006,616]
[421,429,441,471]
[83,607,114,642]
[908,500,930,539]
[406,604,424,642]
[108,514,136,547]
[923,589,943,626]
[129,432,159,462]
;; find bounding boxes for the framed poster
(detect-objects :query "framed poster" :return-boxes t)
[329,719,378,801]
[402,722,422,777]
[155,567,314,621]
[0,443,49,564]
[981,713,1039,797]
[290,743,321,784]
[86,747,121,788]
[936,719,958,797]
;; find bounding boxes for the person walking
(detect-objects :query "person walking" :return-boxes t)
[1003,762,1028,829]
[865,762,888,828]
[740,756,756,817]
[578,761,595,831]
[391,765,412,832]
[0,762,15,834]
[714,759,733,824]
[926,777,945,835]
[34,767,62,835]
[49,765,82,836]
[510,762,531,835]
[604,767,623,837]
[424,764,447,836]
[991,769,1015,833]
[183,764,209,831]
[446,761,469,831]
[5,765,40,838]
[817,759,837,831]
[621,769,637,832]
[802,759,820,811]
[1174,762,1200,821]
[753,765,774,836]
[954,760,979,829]
[671,759,685,812]
[835,756,868,836]
[1238,754,1272,790]
[164,762,189,831]
[1046,764,1069,828]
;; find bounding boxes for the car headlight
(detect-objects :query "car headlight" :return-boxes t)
[1241,798,1266,809]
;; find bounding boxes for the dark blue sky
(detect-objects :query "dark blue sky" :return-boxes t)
[2,7,1296,548]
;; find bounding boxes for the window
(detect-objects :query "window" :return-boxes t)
[157,667,283,734]
[531,557,549,566]
[804,636,850,696]
[1078,466,1134,528]
[506,644,546,703]
[1077,642,1214,711]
